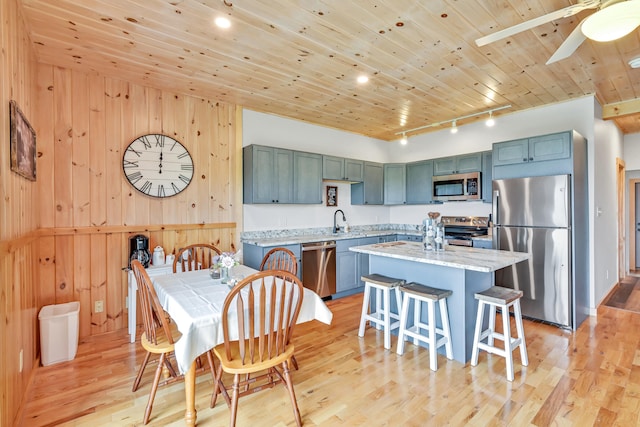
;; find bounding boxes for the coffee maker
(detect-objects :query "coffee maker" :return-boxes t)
[129,234,150,268]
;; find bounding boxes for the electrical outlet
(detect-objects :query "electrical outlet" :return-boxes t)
[95,300,104,313]
[19,349,23,373]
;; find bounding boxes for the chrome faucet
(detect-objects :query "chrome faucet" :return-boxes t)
[333,209,346,233]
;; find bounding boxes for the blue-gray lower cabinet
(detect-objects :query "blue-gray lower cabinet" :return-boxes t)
[336,239,359,293]
[357,237,379,285]
[242,243,302,280]
[397,234,422,242]
[335,237,382,296]
[472,239,493,249]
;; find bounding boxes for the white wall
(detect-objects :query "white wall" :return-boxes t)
[242,110,390,232]
[624,133,640,170]
[591,102,624,308]
[388,96,595,162]
[387,96,596,226]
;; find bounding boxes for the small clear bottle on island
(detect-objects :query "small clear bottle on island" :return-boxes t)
[422,211,441,251]
[434,222,445,251]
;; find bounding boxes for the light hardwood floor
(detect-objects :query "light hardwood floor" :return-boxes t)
[19,290,640,426]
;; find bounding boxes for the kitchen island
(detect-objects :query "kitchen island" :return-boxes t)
[350,241,529,363]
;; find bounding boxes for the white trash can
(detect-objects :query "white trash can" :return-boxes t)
[38,301,80,366]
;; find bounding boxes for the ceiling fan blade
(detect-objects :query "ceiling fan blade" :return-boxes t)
[546,18,588,64]
[475,1,600,47]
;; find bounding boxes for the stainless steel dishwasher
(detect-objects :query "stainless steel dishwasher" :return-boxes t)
[301,241,336,299]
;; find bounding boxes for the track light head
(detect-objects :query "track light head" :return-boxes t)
[486,111,495,127]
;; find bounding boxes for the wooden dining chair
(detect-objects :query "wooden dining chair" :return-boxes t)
[210,270,304,427]
[173,243,222,273]
[259,247,301,370]
[131,260,216,424]
[259,247,298,276]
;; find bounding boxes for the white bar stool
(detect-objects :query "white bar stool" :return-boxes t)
[471,286,529,381]
[396,282,453,371]
[358,274,404,350]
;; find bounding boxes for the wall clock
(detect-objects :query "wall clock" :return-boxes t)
[122,134,194,198]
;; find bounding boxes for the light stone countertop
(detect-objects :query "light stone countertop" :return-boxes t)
[349,241,528,273]
[241,228,421,247]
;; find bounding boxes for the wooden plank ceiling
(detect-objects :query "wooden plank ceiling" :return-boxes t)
[18,0,640,141]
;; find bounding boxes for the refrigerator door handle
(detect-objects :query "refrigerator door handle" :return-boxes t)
[492,189,500,225]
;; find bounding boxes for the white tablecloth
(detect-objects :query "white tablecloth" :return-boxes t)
[152,265,333,373]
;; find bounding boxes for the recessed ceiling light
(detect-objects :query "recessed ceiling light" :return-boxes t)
[629,57,640,69]
[357,75,369,84]
[215,16,231,29]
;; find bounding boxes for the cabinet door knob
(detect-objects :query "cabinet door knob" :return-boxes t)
[529,157,533,161]
[523,158,527,162]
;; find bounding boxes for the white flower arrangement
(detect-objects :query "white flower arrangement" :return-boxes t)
[214,252,240,269]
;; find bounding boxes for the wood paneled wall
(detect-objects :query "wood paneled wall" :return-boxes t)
[34,65,242,341]
[2,2,242,424]
[1,0,40,425]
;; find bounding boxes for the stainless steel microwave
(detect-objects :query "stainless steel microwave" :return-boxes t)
[433,172,481,201]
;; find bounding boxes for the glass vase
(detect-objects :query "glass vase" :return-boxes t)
[220,267,230,284]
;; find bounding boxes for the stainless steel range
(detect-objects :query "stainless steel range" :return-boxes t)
[441,216,490,247]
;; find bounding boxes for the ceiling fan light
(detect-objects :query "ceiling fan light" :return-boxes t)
[581,2,640,42]
[629,57,640,68]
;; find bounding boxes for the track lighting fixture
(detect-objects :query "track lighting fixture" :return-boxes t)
[394,105,510,142]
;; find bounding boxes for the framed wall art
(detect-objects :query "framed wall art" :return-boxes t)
[326,185,338,206]
[10,100,36,181]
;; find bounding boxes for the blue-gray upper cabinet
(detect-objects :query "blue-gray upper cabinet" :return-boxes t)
[351,161,384,205]
[433,153,482,175]
[493,132,571,166]
[345,159,364,181]
[481,151,492,203]
[243,145,293,204]
[323,156,364,181]
[384,163,406,205]
[406,160,434,204]
[293,151,323,204]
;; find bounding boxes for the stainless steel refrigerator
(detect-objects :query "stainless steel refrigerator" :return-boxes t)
[492,174,586,329]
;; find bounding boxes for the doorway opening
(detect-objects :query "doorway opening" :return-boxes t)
[628,177,640,276]
[618,158,625,281]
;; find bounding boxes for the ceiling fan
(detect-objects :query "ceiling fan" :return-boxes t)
[475,0,640,64]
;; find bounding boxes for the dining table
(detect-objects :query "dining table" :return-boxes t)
[151,264,333,426]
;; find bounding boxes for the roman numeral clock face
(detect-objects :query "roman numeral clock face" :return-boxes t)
[122,134,194,198]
